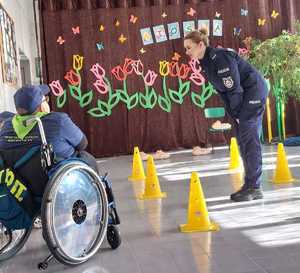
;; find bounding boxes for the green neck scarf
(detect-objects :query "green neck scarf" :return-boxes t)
[12,112,48,140]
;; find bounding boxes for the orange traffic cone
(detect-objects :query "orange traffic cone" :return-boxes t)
[229,137,241,170]
[180,172,219,232]
[273,143,294,184]
[128,147,146,181]
[139,156,166,199]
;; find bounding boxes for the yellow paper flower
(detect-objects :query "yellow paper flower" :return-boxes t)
[159,60,169,76]
[73,54,84,71]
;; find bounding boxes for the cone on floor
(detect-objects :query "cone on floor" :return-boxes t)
[128,147,146,181]
[179,172,219,232]
[139,156,166,199]
[273,143,294,184]
[229,137,241,170]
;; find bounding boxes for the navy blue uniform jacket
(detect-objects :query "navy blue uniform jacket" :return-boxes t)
[199,47,268,120]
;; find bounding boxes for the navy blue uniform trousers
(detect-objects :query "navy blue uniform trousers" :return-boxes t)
[236,110,265,188]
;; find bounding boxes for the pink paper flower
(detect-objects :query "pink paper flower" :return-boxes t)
[132,59,144,75]
[90,63,105,79]
[93,78,108,94]
[189,59,202,75]
[49,80,64,96]
[190,72,205,86]
[144,70,158,86]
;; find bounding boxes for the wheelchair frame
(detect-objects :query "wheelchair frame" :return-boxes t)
[0,116,121,269]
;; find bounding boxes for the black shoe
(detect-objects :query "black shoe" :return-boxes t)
[230,185,249,200]
[230,188,263,202]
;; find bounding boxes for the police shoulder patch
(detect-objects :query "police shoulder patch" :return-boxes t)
[222,76,234,89]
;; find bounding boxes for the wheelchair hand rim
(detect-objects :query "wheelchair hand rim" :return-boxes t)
[41,162,108,264]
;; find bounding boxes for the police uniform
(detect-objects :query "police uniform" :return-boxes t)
[199,47,268,197]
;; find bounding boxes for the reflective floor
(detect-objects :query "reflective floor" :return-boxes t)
[2,144,300,273]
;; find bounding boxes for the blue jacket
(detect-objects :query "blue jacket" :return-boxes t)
[199,47,268,120]
[0,112,84,159]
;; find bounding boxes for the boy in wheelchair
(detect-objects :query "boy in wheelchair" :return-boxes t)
[0,85,120,268]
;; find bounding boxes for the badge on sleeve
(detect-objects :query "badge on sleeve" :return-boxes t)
[222,76,234,89]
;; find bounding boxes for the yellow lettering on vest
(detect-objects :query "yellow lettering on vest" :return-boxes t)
[0,169,5,183]
[14,181,27,202]
[10,178,20,195]
[5,169,15,187]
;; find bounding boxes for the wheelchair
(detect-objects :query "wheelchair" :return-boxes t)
[0,117,121,269]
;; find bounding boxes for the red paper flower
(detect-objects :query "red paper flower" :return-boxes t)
[168,61,179,77]
[111,65,126,81]
[178,64,191,80]
[64,69,80,86]
[123,58,134,75]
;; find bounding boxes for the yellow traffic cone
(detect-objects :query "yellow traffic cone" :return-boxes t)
[273,143,294,184]
[180,172,219,232]
[229,137,241,170]
[128,147,146,181]
[139,156,166,199]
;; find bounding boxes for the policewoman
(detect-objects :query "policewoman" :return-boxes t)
[184,28,268,202]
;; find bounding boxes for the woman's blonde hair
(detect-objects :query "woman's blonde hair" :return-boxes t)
[184,28,209,46]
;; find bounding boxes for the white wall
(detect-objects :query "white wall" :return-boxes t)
[0,0,40,113]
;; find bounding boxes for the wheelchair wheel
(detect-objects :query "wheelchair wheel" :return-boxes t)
[0,224,32,261]
[107,225,121,249]
[41,161,108,266]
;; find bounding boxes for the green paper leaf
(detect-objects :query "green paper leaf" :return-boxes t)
[116,89,129,103]
[169,89,183,104]
[87,107,107,118]
[97,100,111,116]
[191,92,205,108]
[56,90,67,108]
[179,81,191,97]
[79,90,93,108]
[201,84,214,101]
[139,93,149,109]
[148,88,157,109]
[108,93,120,109]
[158,95,171,112]
[127,92,139,110]
[69,85,82,100]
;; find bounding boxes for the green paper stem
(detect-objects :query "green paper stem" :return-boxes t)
[56,89,67,108]
[158,76,171,112]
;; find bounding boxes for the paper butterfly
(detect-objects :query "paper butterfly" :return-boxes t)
[161,12,167,18]
[118,34,127,43]
[233,27,242,36]
[172,52,181,61]
[257,18,266,26]
[99,25,105,32]
[96,42,104,51]
[115,20,120,27]
[56,36,65,45]
[187,7,196,17]
[271,10,279,19]
[139,48,146,54]
[72,26,80,35]
[215,11,221,18]
[129,14,138,24]
[240,8,248,16]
